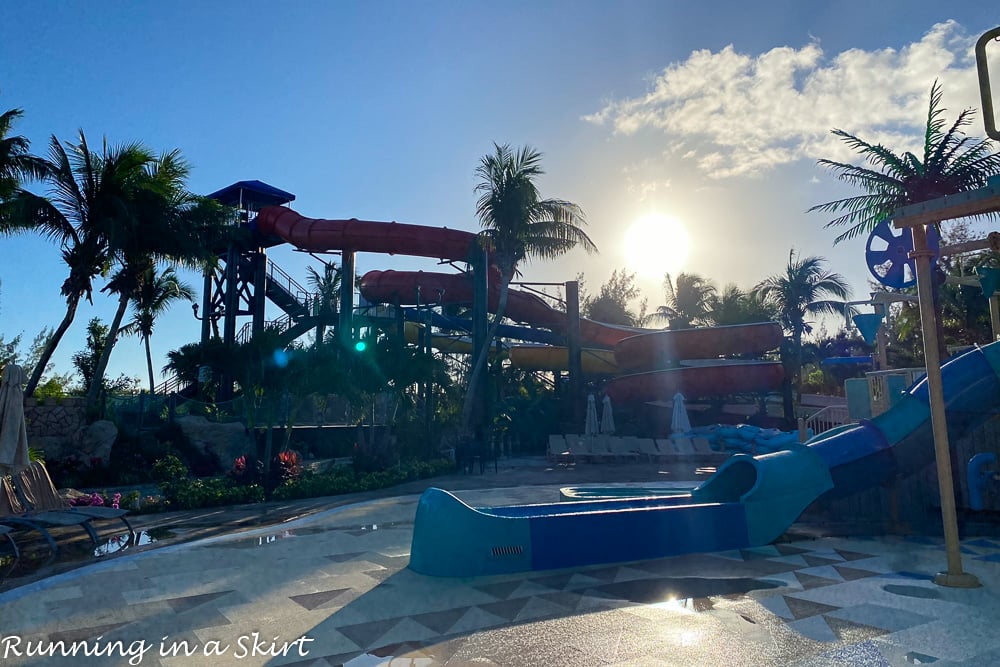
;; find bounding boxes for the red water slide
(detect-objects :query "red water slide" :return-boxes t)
[254,207,785,398]
[254,207,642,348]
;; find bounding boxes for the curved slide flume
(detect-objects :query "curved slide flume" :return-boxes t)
[254,206,647,349]
[603,322,786,402]
[410,342,1000,576]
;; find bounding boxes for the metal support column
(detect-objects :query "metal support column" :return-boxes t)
[252,248,267,336]
[471,244,489,428]
[566,280,582,429]
[200,269,213,345]
[339,250,356,348]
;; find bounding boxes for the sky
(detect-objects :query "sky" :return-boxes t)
[1,1,999,388]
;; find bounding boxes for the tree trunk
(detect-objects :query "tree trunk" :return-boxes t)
[460,280,511,434]
[25,295,79,398]
[144,334,156,395]
[86,290,130,414]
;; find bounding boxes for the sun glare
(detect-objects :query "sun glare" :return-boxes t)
[624,213,690,279]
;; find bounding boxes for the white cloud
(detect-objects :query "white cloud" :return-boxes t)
[584,21,985,178]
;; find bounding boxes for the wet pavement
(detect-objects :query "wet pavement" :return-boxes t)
[2,457,1000,666]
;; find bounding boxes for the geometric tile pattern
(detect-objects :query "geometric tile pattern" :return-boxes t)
[3,484,1000,665]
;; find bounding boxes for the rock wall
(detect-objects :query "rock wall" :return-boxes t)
[24,397,88,445]
[23,398,117,464]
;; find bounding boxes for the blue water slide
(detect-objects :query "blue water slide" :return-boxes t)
[409,342,1000,577]
[410,446,832,576]
[806,342,1000,496]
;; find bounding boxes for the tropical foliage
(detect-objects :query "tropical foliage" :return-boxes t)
[651,272,717,329]
[756,250,852,420]
[810,80,1000,244]
[581,269,647,326]
[306,261,341,346]
[705,284,778,326]
[120,265,196,393]
[461,143,597,432]
[0,105,45,201]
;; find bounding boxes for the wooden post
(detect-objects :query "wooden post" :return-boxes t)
[910,224,980,588]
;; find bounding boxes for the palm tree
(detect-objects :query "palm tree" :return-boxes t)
[120,265,195,393]
[757,250,851,421]
[705,284,778,326]
[811,81,1000,362]
[810,81,1000,244]
[0,132,157,397]
[85,149,226,410]
[0,105,46,201]
[651,272,716,329]
[306,262,341,346]
[461,143,597,432]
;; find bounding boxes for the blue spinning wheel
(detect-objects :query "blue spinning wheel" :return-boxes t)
[865,220,940,289]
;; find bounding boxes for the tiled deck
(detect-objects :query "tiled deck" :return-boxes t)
[2,481,1000,666]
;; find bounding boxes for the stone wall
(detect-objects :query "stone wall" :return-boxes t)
[24,397,88,444]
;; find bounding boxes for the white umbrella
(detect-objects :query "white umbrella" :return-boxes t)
[671,392,692,434]
[0,364,29,475]
[600,395,615,434]
[584,393,599,436]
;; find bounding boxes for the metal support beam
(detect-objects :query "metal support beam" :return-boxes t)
[566,281,582,428]
[252,248,267,336]
[200,269,213,345]
[223,245,239,347]
[339,250,356,347]
[471,245,489,428]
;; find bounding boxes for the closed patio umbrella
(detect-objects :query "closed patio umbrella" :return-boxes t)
[0,364,29,475]
[671,392,692,434]
[600,394,615,434]
[584,393,599,436]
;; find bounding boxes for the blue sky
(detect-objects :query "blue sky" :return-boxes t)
[1,1,998,387]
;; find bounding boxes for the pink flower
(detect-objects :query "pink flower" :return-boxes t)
[90,492,104,506]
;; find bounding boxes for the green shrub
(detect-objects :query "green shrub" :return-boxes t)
[272,458,454,501]
[150,453,453,510]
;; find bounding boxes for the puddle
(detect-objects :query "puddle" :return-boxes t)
[93,529,162,557]
[216,521,413,549]
[585,576,778,606]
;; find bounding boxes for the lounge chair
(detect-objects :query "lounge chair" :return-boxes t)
[14,461,134,536]
[634,438,663,462]
[0,474,96,559]
[0,524,19,561]
[564,435,592,463]
[547,434,571,463]
[654,438,679,460]
[608,437,641,462]
[584,435,616,462]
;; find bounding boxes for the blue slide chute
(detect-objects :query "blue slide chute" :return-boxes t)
[410,343,1000,576]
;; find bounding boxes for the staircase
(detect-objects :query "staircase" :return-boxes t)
[157,258,331,394]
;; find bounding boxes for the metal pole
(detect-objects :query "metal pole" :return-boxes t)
[911,224,980,588]
[990,295,1000,341]
[339,250,356,348]
[875,303,889,371]
[566,281,582,428]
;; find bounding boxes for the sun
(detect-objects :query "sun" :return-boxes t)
[624,213,690,279]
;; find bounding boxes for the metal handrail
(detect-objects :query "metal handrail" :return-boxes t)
[804,404,851,435]
[266,259,312,310]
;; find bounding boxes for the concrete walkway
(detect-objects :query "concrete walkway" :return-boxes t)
[2,457,1000,666]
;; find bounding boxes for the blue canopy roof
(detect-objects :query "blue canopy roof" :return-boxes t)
[207,180,295,207]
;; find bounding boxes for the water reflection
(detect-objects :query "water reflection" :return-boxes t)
[218,521,410,549]
[93,529,160,557]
